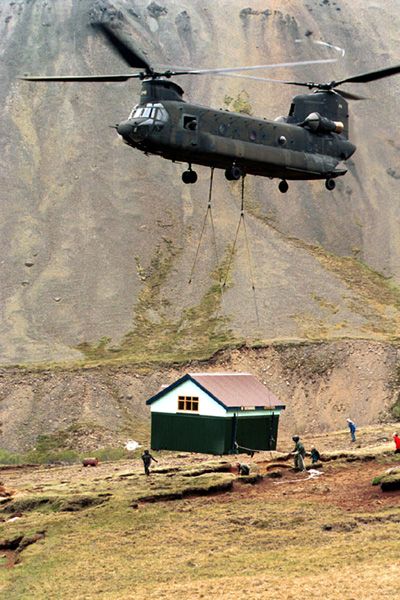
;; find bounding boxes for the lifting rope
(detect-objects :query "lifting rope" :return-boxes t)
[221,176,260,326]
[233,441,259,456]
[188,168,221,285]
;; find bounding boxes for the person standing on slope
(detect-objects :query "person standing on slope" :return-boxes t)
[393,432,400,454]
[292,435,306,472]
[141,449,158,476]
[346,418,357,443]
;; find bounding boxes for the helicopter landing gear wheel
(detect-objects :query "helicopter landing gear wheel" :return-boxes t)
[182,168,198,184]
[278,180,289,194]
[225,165,243,181]
[325,178,336,191]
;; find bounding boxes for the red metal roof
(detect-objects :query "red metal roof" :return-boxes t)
[189,372,282,409]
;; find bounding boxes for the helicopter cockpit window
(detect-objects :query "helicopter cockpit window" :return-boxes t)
[135,106,153,118]
[156,106,168,122]
[129,103,169,123]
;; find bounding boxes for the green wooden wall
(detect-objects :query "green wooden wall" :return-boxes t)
[150,412,280,454]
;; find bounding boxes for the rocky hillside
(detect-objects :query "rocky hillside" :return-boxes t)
[1,0,400,366]
[1,339,400,453]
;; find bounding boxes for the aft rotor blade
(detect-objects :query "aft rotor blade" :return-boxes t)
[176,57,337,76]
[20,73,142,82]
[93,22,151,71]
[335,64,400,85]
[335,89,366,100]
[209,73,318,87]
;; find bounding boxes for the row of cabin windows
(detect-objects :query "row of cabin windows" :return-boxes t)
[182,113,284,145]
[178,395,199,412]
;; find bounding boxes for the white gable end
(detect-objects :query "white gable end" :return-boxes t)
[150,379,227,417]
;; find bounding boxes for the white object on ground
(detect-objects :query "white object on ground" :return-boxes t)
[307,469,323,479]
[125,440,142,451]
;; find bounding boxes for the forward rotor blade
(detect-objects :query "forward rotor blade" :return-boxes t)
[335,64,400,85]
[20,73,142,82]
[93,22,150,71]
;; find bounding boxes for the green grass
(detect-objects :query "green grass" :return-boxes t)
[0,444,138,466]
[1,469,399,599]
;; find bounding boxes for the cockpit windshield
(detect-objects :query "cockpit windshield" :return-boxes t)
[129,103,169,122]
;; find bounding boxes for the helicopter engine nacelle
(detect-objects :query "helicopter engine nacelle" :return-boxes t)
[302,112,344,134]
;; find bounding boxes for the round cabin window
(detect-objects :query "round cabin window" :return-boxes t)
[249,130,257,141]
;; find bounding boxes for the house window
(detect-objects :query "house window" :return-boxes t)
[178,395,199,412]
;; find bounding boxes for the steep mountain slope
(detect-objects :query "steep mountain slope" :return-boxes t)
[1,0,400,366]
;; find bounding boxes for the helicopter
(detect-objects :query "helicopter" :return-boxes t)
[21,23,400,193]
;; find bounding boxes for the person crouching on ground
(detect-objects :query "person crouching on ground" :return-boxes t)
[393,432,400,454]
[310,447,321,465]
[141,449,158,475]
[237,463,250,476]
[292,436,306,472]
[346,418,357,442]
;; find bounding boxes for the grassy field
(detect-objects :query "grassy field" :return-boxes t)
[1,431,400,599]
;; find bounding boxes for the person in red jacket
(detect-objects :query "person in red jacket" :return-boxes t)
[393,433,400,454]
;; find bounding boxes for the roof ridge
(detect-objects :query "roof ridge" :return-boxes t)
[190,372,252,376]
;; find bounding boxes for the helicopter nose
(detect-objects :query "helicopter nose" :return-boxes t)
[117,120,134,139]
[117,119,149,142]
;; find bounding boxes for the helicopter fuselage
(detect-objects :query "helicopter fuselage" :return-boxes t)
[21,22,400,191]
[117,90,356,185]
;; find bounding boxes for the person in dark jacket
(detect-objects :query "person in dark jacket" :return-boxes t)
[141,449,158,475]
[292,436,306,471]
[310,447,321,464]
[347,418,357,442]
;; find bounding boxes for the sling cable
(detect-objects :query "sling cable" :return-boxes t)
[188,168,224,298]
[221,175,260,326]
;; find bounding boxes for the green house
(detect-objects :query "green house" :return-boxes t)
[146,372,285,455]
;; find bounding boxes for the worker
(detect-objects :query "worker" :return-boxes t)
[346,418,357,442]
[237,463,250,476]
[292,435,306,472]
[393,432,400,454]
[141,449,158,476]
[310,447,321,464]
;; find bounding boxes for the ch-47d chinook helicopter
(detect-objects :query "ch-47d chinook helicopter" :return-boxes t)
[21,23,400,193]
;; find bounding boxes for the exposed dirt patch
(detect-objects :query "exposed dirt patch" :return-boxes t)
[0,549,18,569]
[240,460,400,513]
[0,530,46,568]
